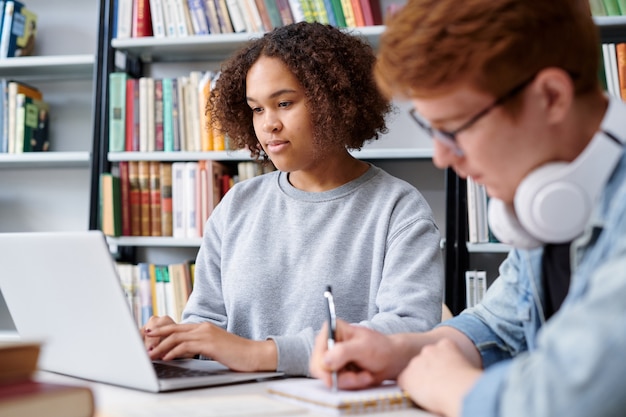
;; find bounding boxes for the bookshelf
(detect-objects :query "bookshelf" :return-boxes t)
[93,0,446,266]
[443,15,626,315]
[0,0,99,233]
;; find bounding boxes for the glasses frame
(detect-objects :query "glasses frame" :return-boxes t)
[409,75,537,155]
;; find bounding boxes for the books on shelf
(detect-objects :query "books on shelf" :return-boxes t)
[267,378,415,415]
[117,71,230,153]
[0,1,38,59]
[115,260,194,324]
[465,270,487,309]
[0,79,50,154]
[113,0,385,38]
[101,159,273,238]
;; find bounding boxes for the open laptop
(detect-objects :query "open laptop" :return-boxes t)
[0,231,284,392]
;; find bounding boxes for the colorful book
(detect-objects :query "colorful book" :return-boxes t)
[154,78,164,151]
[128,160,142,236]
[109,72,128,152]
[149,161,162,236]
[125,78,140,151]
[118,161,132,236]
[204,0,221,33]
[138,160,151,236]
[162,77,174,151]
[186,0,210,33]
[160,162,173,236]
[132,0,154,36]
[100,172,122,237]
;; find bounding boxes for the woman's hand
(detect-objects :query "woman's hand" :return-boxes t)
[144,320,278,372]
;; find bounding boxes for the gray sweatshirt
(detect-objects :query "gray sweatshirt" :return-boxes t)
[182,164,444,375]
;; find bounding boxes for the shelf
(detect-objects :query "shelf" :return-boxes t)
[107,147,433,162]
[594,16,626,42]
[111,26,386,62]
[594,16,626,26]
[107,236,203,248]
[466,242,511,253]
[0,54,95,81]
[0,152,92,169]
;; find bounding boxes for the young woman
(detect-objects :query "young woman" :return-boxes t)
[143,22,443,376]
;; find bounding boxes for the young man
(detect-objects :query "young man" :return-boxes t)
[310,1,626,416]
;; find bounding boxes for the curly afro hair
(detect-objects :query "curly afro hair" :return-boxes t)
[207,22,391,161]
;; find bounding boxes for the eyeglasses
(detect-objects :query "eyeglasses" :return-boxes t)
[409,75,537,156]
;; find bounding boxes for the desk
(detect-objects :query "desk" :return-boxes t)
[35,371,436,417]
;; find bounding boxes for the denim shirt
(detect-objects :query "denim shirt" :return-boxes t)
[443,97,626,417]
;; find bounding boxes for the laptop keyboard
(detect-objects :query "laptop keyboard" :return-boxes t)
[153,362,226,379]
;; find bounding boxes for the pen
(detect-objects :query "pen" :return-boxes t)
[324,285,338,392]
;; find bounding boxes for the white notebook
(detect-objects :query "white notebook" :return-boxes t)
[267,378,415,415]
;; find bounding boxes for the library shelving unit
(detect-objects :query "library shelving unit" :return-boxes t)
[0,0,100,233]
[443,15,626,315]
[91,4,442,266]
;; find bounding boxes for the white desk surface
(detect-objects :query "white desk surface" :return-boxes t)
[35,371,436,417]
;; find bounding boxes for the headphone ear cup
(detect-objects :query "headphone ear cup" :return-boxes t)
[487,198,543,249]
[514,162,590,244]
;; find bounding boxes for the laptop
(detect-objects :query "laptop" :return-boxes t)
[0,230,284,392]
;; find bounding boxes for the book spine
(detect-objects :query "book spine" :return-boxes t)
[128,161,142,236]
[160,162,174,236]
[119,161,132,236]
[149,0,167,37]
[253,0,272,29]
[262,0,282,29]
[125,78,140,151]
[132,0,154,37]
[204,0,222,33]
[116,0,134,38]
[149,161,162,236]
[184,161,199,238]
[109,72,128,152]
[186,0,210,34]
[214,0,234,33]
[615,43,626,100]
[172,162,186,238]
[137,262,153,326]
[226,0,248,33]
[162,78,174,152]
[173,0,191,36]
[138,160,152,236]
[154,78,164,151]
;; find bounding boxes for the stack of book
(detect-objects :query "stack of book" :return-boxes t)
[0,79,50,153]
[0,341,94,417]
[114,0,385,39]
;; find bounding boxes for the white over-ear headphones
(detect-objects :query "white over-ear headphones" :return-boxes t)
[488,130,624,249]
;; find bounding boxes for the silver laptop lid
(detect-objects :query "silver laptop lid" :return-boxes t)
[0,231,284,392]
